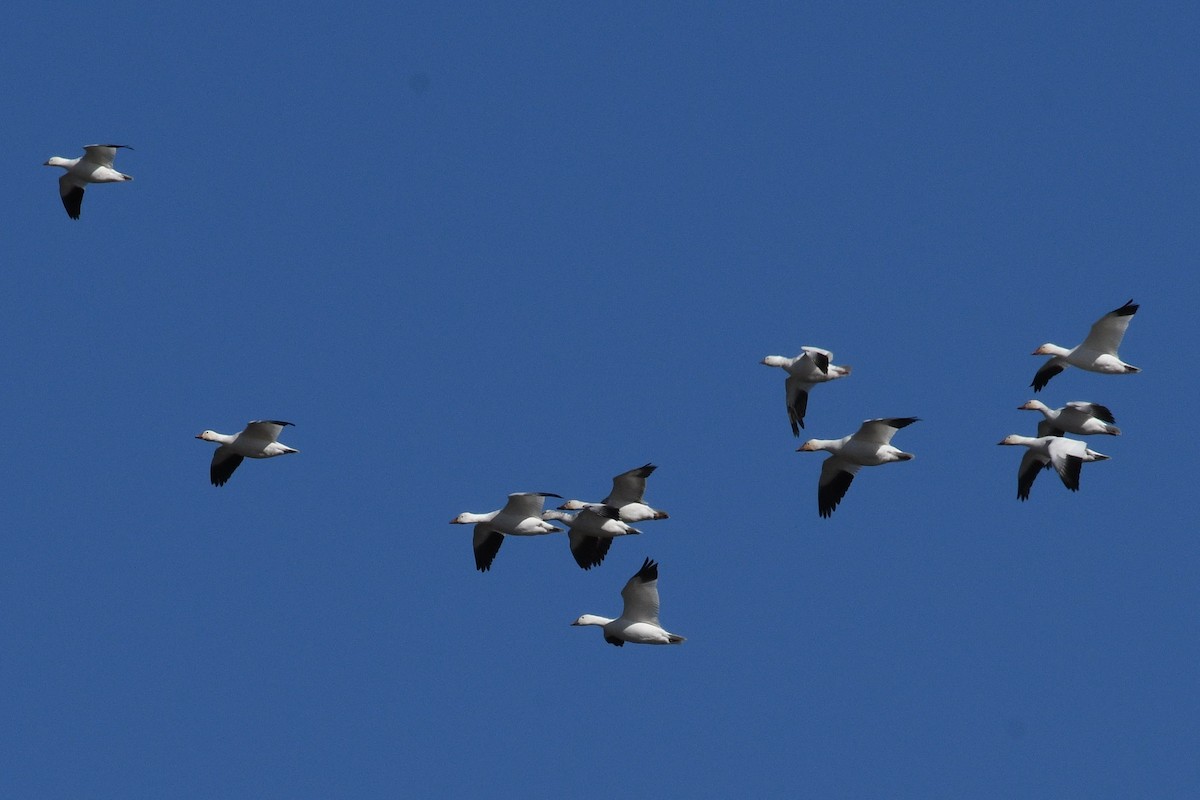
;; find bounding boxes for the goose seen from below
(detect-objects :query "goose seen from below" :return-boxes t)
[451,492,563,572]
[557,463,668,523]
[1018,400,1121,437]
[195,420,298,487]
[571,557,686,646]
[542,507,642,570]
[43,144,134,219]
[760,346,852,434]
[997,434,1110,500]
[798,417,919,518]
[1030,300,1140,392]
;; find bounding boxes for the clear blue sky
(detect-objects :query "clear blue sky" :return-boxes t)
[3,3,1197,797]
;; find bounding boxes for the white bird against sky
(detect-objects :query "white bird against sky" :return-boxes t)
[451,492,563,572]
[798,417,919,518]
[195,420,299,487]
[557,463,668,523]
[541,507,642,571]
[43,145,134,219]
[760,346,851,435]
[1030,300,1141,392]
[997,434,1110,501]
[571,557,685,646]
[1018,400,1121,437]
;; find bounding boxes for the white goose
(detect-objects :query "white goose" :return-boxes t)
[542,508,642,570]
[43,144,134,219]
[998,434,1110,500]
[1018,400,1121,436]
[571,557,686,646]
[798,417,918,518]
[760,346,852,435]
[195,420,298,487]
[557,463,668,523]
[451,492,562,572]
[1031,300,1140,392]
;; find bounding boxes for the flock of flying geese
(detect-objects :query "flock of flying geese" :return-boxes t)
[44,146,1141,648]
[762,299,1140,512]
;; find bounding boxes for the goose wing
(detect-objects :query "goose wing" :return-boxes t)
[1065,401,1116,423]
[604,464,655,507]
[499,492,561,518]
[568,532,613,570]
[850,417,919,446]
[818,456,860,518]
[58,175,84,219]
[242,420,293,442]
[619,557,662,624]
[81,144,132,168]
[1080,299,1137,355]
[472,525,504,571]
[784,375,813,435]
[210,447,243,487]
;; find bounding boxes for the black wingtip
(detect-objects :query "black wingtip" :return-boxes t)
[635,557,658,582]
[1111,299,1138,317]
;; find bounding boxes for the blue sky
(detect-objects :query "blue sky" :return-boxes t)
[3,3,1197,797]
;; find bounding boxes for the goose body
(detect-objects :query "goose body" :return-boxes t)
[557,463,668,523]
[195,420,298,487]
[1018,400,1120,436]
[451,492,562,572]
[542,508,642,570]
[761,346,851,435]
[572,557,685,646]
[1031,300,1140,391]
[997,434,1110,500]
[798,417,918,518]
[43,144,134,219]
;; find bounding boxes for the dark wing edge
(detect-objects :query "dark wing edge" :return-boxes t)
[210,453,244,487]
[473,529,505,572]
[1031,362,1064,392]
[818,470,855,518]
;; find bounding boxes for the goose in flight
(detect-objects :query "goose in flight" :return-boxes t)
[997,434,1110,500]
[557,463,668,523]
[451,492,562,572]
[542,507,642,570]
[195,420,298,487]
[43,144,134,219]
[571,557,686,646]
[1030,300,1140,392]
[760,346,851,435]
[1018,400,1121,436]
[798,417,918,518]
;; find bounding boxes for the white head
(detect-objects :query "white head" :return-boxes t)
[449,513,474,525]
[997,434,1029,446]
[43,156,72,169]
[797,440,824,452]
[195,430,219,442]
[570,614,609,627]
[557,499,588,511]
[1032,343,1066,356]
[1017,400,1047,411]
